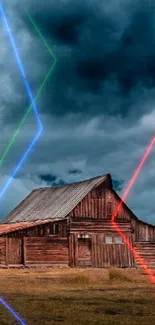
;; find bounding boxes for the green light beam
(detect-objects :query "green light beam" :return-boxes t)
[0,14,57,165]
[26,11,57,61]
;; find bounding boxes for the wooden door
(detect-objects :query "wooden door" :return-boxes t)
[77,238,92,267]
[7,238,23,265]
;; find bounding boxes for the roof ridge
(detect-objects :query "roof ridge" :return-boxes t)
[1,173,110,224]
[34,173,109,191]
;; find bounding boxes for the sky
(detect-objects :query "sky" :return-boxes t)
[0,0,155,224]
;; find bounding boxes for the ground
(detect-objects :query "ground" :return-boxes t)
[0,267,155,325]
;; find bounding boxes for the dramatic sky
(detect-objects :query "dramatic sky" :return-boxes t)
[0,0,155,224]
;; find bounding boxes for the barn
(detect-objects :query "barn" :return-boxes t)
[0,173,155,269]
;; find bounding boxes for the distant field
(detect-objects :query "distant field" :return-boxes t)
[0,267,155,325]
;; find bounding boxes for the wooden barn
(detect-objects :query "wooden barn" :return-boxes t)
[0,173,155,269]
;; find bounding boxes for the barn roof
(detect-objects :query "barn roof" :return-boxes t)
[1,173,110,224]
[0,219,59,235]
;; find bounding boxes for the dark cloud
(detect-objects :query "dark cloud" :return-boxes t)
[20,0,155,122]
[39,174,65,186]
[0,0,155,225]
[40,174,57,183]
[76,58,108,92]
[75,3,155,95]
[38,14,87,45]
[3,0,155,121]
[112,179,124,192]
[68,169,82,175]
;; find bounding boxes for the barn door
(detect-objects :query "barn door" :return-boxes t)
[7,238,23,265]
[77,237,92,267]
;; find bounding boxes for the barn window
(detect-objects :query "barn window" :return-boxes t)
[50,223,59,235]
[107,201,112,216]
[115,236,123,244]
[105,236,113,244]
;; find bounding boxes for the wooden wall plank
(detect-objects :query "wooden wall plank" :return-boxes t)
[25,237,68,265]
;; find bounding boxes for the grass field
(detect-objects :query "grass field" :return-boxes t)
[0,267,155,325]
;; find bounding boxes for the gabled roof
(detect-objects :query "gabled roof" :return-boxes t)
[1,173,110,224]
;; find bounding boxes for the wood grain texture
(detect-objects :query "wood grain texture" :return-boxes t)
[0,178,155,268]
[25,237,68,265]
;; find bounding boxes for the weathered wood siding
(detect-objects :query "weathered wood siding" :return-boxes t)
[68,182,136,268]
[133,220,155,242]
[1,178,155,269]
[25,237,68,265]
[132,220,155,268]
[69,219,136,267]
[7,237,23,265]
[68,180,155,268]
[6,220,67,238]
[69,181,133,222]
[0,220,68,266]
[134,242,155,269]
[77,238,92,267]
[0,237,6,265]
[0,236,69,266]
[70,219,132,233]
[92,234,135,268]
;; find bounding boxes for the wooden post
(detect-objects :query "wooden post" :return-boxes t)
[5,236,8,266]
[74,234,78,267]
[23,237,26,266]
[68,234,73,267]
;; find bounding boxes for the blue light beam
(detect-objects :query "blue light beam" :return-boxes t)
[0,3,43,200]
[0,3,43,324]
[0,130,42,199]
[0,4,42,129]
[0,297,27,325]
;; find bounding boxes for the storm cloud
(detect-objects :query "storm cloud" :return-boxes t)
[0,0,155,224]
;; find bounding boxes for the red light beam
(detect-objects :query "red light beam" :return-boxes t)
[111,136,155,283]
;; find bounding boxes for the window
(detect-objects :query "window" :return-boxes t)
[50,223,59,235]
[107,201,112,216]
[105,236,113,244]
[115,236,123,244]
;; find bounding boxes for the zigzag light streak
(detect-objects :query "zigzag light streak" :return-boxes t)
[0,4,39,324]
[0,4,57,324]
[0,4,42,202]
[0,3,153,325]
[0,13,57,165]
[111,136,155,283]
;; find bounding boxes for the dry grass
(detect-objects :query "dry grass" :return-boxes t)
[63,273,90,285]
[0,267,155,325]
[109,268,133,282]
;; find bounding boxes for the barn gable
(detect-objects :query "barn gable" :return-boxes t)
[1,174,109,224]
[0,173,155,269]
[68,177,138,223]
